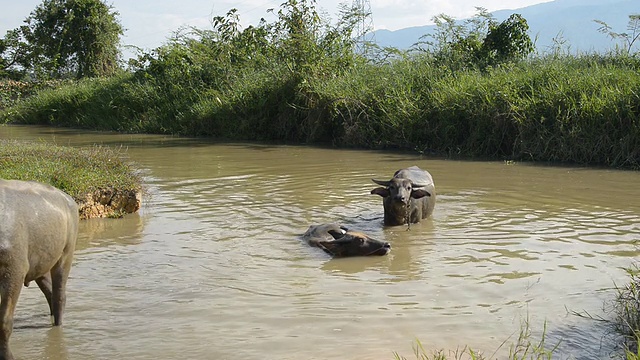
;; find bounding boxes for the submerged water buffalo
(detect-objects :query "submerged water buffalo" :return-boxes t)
[302,224,391,257]
[0,180,78,360]
[370,166,436,226]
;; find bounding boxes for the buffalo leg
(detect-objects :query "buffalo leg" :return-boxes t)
[50,254,73,326]
[0,275,24,360]
[35,273,54,321]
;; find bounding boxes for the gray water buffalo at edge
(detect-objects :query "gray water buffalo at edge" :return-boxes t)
[370,166,436,226]
[0,180,78,360]
[302,224,391,257]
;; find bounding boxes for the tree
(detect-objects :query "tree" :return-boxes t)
[0,29,31,79]
[416,9,533,71]
[261,0,362,80]
[595,14,640,54]
[8,0,124,79]
[482,14,534,65]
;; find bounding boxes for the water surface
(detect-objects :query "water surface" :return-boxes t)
[2,125,639,359]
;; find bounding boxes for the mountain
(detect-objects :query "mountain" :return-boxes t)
[371,0,639,54]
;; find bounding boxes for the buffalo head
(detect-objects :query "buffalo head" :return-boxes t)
[318,230,391,257]
[370,178,431,204]
[303,224,391,257]
[370,166,436,226]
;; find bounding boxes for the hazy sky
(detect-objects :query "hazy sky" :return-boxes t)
[0,0,553,52]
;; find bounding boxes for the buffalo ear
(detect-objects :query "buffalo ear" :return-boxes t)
[327,229,346,240]
[371,187,390,197]
[411,189,431,199]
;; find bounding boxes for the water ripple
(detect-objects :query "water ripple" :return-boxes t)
[5,126,640,359]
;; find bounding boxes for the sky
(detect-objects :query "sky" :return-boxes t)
[0,0,553,55]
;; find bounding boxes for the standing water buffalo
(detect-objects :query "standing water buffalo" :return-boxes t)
[302,224,391,257]
[370,166,436,226]
[0,180,78,360]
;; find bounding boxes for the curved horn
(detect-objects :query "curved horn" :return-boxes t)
[372,179,391,186]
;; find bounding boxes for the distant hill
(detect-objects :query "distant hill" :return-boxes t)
[372,0,639,54]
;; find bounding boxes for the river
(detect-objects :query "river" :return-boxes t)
[2,124,640,359]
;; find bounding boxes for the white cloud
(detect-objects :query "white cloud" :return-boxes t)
[370,0,553,30]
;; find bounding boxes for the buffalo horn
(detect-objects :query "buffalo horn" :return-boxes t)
[372,179,428,188]
[372,179,390,186]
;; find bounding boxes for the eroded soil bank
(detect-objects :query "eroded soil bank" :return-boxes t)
[77,187,141,219]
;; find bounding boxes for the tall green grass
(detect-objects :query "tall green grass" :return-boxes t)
[2,54,639,168]
[315,54,640,168]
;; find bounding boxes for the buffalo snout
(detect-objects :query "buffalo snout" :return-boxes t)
[392,189,410,203]
[373,241,392,256]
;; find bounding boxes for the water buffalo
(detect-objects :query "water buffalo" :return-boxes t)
[302,224,391,257]
[370,166,436,226]
[0,180,78,360]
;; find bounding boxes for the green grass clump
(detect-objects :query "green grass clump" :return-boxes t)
[0,140,141,200]
[613,265,640,357]
[392,319,557,360]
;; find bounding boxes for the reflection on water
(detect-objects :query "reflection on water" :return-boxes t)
[2,124,640,359]
[76,213,147,253]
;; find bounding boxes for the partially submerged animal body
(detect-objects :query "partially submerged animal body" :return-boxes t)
[371,166,436,226]
[302,224,391,257]
[0,179,79,360]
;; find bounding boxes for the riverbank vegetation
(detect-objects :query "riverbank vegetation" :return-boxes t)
[1,1,639,169]
[0,139,142,217]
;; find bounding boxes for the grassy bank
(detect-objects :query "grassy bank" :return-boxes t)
[0,139,141,201]
[2,54,639,169]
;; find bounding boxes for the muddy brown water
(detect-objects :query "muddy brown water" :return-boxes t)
[2,124,640,359]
